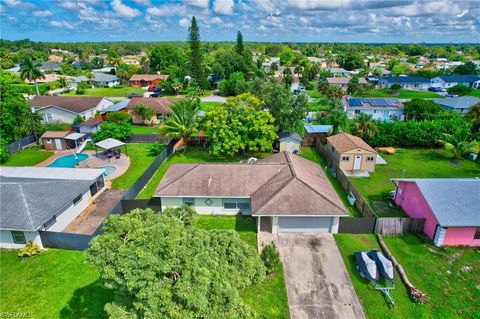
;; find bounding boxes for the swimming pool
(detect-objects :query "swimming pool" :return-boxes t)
[99,166,116,176]
[47,153,89,168]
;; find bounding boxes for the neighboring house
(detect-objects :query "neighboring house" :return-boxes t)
[342,96,404,121]
[26,73,62,84]
[326,68,351,77]
[393,178,480,247]
[302,124,332,146]
[130,74,169,87]
[77,118,102,134]
[326,77,367,91]
[48,54,64,63]
[433,96,480,113]
[0,167,106,248]
[154,152,347,234]
[378,76,431,90]
[91,72,119,87]
[40,131,86,150]
[278,132,302,153]
[326,132,377,173]
[39,61,61,73]
[430,75,480,89]
[126,97,175,124]
[102,99,131,113]
[29,96,113,123]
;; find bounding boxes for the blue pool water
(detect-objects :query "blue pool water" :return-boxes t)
[99,166,116,176]
[47,154,89,168]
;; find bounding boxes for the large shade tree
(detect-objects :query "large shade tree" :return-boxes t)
[86,208,266,319]
[19,57,45,95]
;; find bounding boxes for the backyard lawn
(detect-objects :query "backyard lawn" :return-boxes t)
[2,146,53,166]
[335,234,480,319]
[199,101,222,111]
[300,147,361,217]
[355,89,443,99]
[305,89,323,99]
[111,143,164,190]
[467,89,480,97]
[131,124,159,134]
[136,147,270,199]
[350,149,480,217]
[63,86,144,97]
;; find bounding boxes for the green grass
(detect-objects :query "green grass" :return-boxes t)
[305,89,323,98]
[300,147,361,217]
[350,149,480,217]
[136,147,270,199]
[111,143,162,190]
[131,125,159,134]
[307,101,333,112]
[196,215,289,319]
[2,146,54,166]
[466,89,480,97]
[199,101,223,111]
[335,234,480,319]
[63,86,144,97]
[356,89,443,99]
[0,249,114,319]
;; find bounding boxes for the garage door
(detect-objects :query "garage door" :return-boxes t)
[278,217,333,233]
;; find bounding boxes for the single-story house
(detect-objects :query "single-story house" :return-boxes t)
[0,167,106,248]
[302,124,332,146]
[155,152,347,234]
[91,72,119,87]
[433,96,480,113]
[393,178,480,247]
[342,96,404,121]
[126,97,175,124]
[278,132,302,153]
[378,76,430,90]
[130,74,169,87]
[326,132,377,173]
[39,61,61,73]
[78,118,102,134]
[430,75,480,89]
[102,99,131,113]
[41,131,86,150]
[29,96,113,123]
[326,77,367,91]
[326,68,351,77]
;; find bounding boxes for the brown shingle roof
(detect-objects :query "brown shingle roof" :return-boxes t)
[29,96,104,114]
[129,74,169,81]
[155,152,347,216]
[127,97,176,115]
[326,77,367,85]
[40,131,71,139]
[327,132,376,153]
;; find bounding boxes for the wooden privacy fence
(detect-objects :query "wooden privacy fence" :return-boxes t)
[338,217,376,234]
[338,217,425,236]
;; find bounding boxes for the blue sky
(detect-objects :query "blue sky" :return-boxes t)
[1,0,479,43]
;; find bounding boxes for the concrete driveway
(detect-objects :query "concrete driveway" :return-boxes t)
[278,233,365,319]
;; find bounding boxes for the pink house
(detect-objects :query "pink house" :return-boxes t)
[393,178,480,247]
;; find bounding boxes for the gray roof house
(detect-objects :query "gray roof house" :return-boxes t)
[431,75,480,89]
[155,152,347,234]
[39,61,61,72]
[433,96,480,113]
[342,96,404,121]
[378,76,431,90]
[0,167,106,248]
[91,72,119,87]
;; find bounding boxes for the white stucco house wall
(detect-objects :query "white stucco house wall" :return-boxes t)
[430,75,480,89]
[378,76,431,90]
[0,167,106,249]
[342,96,404,121]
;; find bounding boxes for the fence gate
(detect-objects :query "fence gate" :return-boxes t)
[338,217,376,234]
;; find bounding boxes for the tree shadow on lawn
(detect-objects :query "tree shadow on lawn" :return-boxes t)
[234,214,256,233]
[60,279,114,319]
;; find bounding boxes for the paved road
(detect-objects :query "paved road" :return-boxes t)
[278,233,366,319]
[200,94,227,102]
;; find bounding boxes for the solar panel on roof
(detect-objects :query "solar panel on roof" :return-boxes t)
[349,98,364,107]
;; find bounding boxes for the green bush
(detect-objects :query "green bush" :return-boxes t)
[18,241,41,257]
[0,142,10,164]
[148,142,164,156]
[105,111,132,123]
[447,84,472,96]
[93,122,132,142]
[261,243,280,274]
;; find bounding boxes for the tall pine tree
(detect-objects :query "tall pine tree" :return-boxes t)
[188,16,204,87]
[236,31,244,55]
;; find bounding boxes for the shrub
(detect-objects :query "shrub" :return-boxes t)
[447,84,472,96]
[105,111,132,123]
[0,142,10,164]
[148,142,165,156]
[305,82,314,90]
[18,241,41,257]
[261,243,280,274]
[93,122,132,142]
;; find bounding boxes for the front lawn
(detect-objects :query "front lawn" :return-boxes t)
[2,146,54,166]
[305,89,323,99]
[136,147,270,199]
[0,249,113,319]
[300,147,361,217]
[199,101,223,111]
[335,234,480,319]
[467,89,480,97]
[131,124,159,134]
[350,149,480,217]
[63,86,144,97]
[111,143,163,190]
[356,89,443,99]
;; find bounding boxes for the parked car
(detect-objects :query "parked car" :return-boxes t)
[147,86,155,92]
[428,87,445,92]
[153,86,162,92]
[150,92,162,98]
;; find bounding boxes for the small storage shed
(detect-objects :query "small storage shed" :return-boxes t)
[78,118,102,134]
[41,131,71,150]
[326,132,377,172]
[302,125,333,146]
[278,132,302,153]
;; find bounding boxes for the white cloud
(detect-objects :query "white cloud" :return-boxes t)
[4,0,35,9]
[147,4,188,16]
[213,0,234,15]
[132,0,150,5]
[50,20,74,30]
[286,0,350,10]
[179,18,190,27]
[33,10,53,17]
[211,16,223,24]
[111,0,141,18]
[184,0,209,9]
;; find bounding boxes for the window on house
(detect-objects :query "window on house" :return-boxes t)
[11,231,26,244]
[367,156,375,162]
[223,199,250,210]
[238,202,251,210]
[46,139,52,144]
[355,110,361,114]
[223,202,237,209]
[474,228,480,240]
[342,156,350,161]
[73,194,83,206]
[183,198,195,206]
[43,216,56,229]
[46,113,52,122]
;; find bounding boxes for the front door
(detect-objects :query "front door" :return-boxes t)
[54,138,63,150]
[353,155,362,170]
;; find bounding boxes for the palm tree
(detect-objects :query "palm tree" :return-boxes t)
[159,100,198,148]
[58,76,69,89]
[351,113,378,140]
[19,57,45,95]
[134,103,155,125]
[85,72,94,87]
[325,108,347,134]
[139,56,149,73]
[436,134,479,159]
[109,56,122,68]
